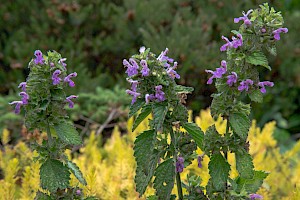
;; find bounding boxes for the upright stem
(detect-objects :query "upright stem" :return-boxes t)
[224,117,230,199]
[46,119,53,146]
[170,128,183,200]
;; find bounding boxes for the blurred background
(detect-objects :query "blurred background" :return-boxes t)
[0,0,299,155]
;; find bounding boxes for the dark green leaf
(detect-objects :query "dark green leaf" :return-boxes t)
[153,159,175,200]
[248,89,263,103]
[208,153,230,191]
[182,122,204,149]
[229,112,250,140]
[129,98,145,118]
[132,105,152,132]
[152,102,168,131]
[134,130,158,196]
[236,170,268,193]
[235,149,254,179]
[40,159,70,192]
[246,51,270,70]
[54,122,82,145]
[67,160,87,185]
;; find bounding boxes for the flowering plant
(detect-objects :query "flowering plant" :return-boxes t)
[126,3,288,200]
[9,50,93,199]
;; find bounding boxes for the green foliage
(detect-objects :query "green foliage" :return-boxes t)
[234,171,269,194]
[153,159,175,200]
[129,98,145,118]
[229,112,250,140]
[235,149,254,179]
[208,153,230,192]
[245,51,270,70]
[152,102,168,131]
[67,160,87,186]
[134,130,157,196]
[132,105,152,132]
[182,122,204,149]
[40,159,71,193]
[54,122,82,145]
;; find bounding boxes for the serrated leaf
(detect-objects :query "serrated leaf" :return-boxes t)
[266,45,277,56]
[129,98,145,118]
[152,102,168,131]
[248,89,263,103]
[54,122,82,145]
[67,160,87,185]
[134,130,158,196]
[153,159,175,200]
[246,51,270,70]
[231,30,241,35]
[229,112,250,140]
[146,195,158,200]
[236,170,268,193]
[208,153,230,191]
[182,122,204,149]
[132,105,152,132]
[235,149,254,179]
[40,159,70,192]
[174,85,194,94]
[34,191,52,200]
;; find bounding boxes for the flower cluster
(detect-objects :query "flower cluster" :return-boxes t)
[124,47,180,105]
[220,34,243,52]
[176,156,184,173]
[9,50,78,115]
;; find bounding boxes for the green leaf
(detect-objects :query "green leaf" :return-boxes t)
[40,159,70,192]
[229,112,250,140]
[246,51,270,70]
[208,153,230,191]
[153,159,175,200]
[146,195,158,200]
[236,170,268,193]
[174,85,194,94]
[182,122,204,149]
[235,149,254,179]
[132,105,152,132]
[54,122,82,145]
[134,130,158,196]
[248,89,263,103]
[152,102,168,131]
[129,98,145,118]
[35,191,52,200]
[67,160,87,185]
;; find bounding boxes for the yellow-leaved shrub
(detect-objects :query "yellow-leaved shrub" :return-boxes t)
[0,109,300,199]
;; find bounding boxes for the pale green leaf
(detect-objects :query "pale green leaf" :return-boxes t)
[248,89,263,103]
[174,85,194,94]
[246,51,270,70]
[54,122,82,145]
[235,149,254,179]
[236,170,269,193]
[182,122,204,149]
[229,112,250,140]
[67,160,87,185]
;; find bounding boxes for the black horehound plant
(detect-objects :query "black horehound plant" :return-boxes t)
[125,3,287,200]
[10,50,96,199]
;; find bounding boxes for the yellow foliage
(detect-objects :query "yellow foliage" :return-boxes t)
[1,109,300,199]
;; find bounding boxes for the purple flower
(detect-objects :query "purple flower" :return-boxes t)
[258,81,274,94]
[140,60,150,76]
[50,62,55,67]
[238,79,254,92]
[18,82,27,92]
[249,193,263,200]
[166,62,180,79]
[205,60,227,84]
[64,72,77,87]
[155,85,166,102]
[9,101,23,114]
[273,28,288,41]
[19,92,29,104]
[220,34,243,52]
[123,59,139,77]
[176,156,184,173]
[66,95,78,108]
[197,155,203,168]
[126,89,141,105]
[139,46,146,53]
[52,70,62,85]
[227,72,238,86]
[145,94,155,104]
[261,28,266,33]
[34,50,44,65]
[234,9,253,25]
[76,189,81,196]
[59,58,67,69]
[127,79,138,92]
[157,48,174,67]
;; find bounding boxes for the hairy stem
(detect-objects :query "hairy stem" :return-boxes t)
[170,129,184,200]
[46,119,53,146]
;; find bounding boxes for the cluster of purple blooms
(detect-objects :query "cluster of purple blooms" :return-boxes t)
[176,154,203,173]
[9,50,78,114]
[124,47,180,105]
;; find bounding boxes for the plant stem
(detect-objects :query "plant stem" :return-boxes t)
[46,119,53,146]
[170,129,184,200]
[224,117,230,200]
